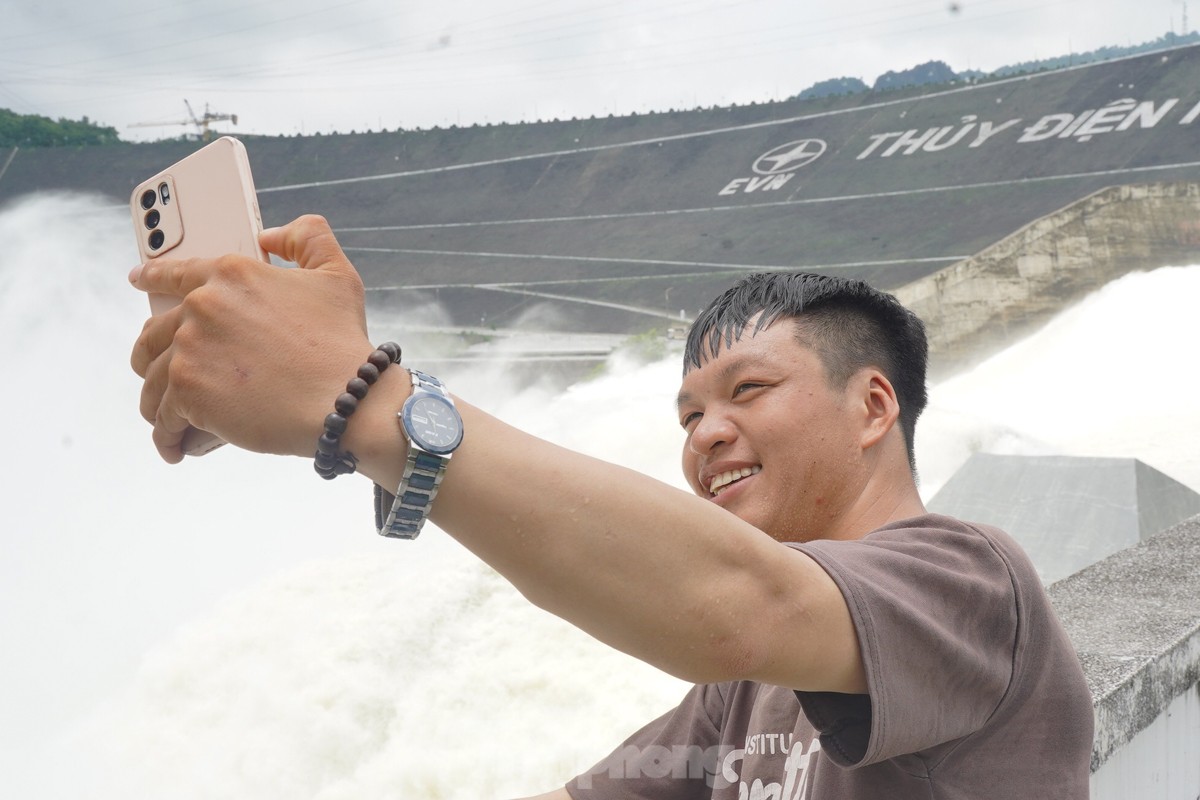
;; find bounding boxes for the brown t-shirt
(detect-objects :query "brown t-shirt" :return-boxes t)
[567,514,1093,799]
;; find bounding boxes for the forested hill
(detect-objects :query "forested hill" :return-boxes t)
[0,109,119,148]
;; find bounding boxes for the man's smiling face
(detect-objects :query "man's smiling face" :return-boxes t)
[676,317,869,543]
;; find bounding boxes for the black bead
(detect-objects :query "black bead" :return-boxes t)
[357,362,380,385]
[314,450,337,468]
[367,349,391,371]
[317,432,340,454]
[346,377,369,399]
[324,413,348,435]
[378,342,402,363]
[334,392,358,416]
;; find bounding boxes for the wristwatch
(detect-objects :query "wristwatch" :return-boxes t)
[375,370,464,539]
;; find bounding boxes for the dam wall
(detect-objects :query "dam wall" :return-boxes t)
[5,43,1200,339]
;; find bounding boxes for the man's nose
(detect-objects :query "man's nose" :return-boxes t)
[688,409,737,455]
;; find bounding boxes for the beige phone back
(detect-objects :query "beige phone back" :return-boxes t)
[130,136,268,455]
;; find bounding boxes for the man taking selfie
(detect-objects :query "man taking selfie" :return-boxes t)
[130,214,1093,799]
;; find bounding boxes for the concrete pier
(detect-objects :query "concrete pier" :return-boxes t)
[894,182,1200,375]
[928,454,1200,584]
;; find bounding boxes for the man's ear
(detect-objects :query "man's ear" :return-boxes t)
[856,370,901,450]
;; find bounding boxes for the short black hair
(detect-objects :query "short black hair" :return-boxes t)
[683,272,929,473]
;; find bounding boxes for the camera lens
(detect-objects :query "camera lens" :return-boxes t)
[148,230,165,251]
[140,189,157,210]
[144,209,160,229]
[158,182,171,205]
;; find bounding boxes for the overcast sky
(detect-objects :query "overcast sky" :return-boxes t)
[2,0,1190,142]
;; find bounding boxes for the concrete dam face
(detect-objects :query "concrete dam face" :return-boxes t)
[4,42,1200,358]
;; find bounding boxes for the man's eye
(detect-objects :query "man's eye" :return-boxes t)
[734,382,761,396]
[680,411,701,429]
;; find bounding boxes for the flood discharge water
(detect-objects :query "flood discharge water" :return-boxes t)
[1,192,1195,799]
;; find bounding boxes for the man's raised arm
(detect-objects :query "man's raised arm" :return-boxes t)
[130,215,866,695]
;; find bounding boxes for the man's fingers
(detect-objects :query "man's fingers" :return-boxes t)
[260,215,355,274]
[130,305,182,378]
[150,384,193,465]
[138,341,172,425]
[129,257,214,299]
[136,342,188,463]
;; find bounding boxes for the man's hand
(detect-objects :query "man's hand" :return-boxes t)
[129,215,375,463]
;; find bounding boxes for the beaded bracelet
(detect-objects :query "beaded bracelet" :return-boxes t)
[314,341,403,480]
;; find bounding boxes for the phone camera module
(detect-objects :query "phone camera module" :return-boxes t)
[158,182,171,205]
[140,189,157,210]
[148,229,166,251]
[144,209,161,230]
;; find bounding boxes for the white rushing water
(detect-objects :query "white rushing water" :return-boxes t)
[1,192,1196,799]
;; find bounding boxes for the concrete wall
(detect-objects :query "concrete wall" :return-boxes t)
[1090,685,1200,800]
[1048,514,1200,793]
[894,181,1200,375]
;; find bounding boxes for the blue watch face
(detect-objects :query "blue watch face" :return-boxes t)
[403,393,463,454]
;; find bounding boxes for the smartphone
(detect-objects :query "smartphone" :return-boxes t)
[130,136,268,456]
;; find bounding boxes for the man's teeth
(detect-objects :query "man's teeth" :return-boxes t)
[709,466,761,495]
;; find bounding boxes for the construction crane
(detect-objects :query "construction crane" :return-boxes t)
[129,100,238,141]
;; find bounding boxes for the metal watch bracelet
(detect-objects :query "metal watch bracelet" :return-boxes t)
[375,370,460,540]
